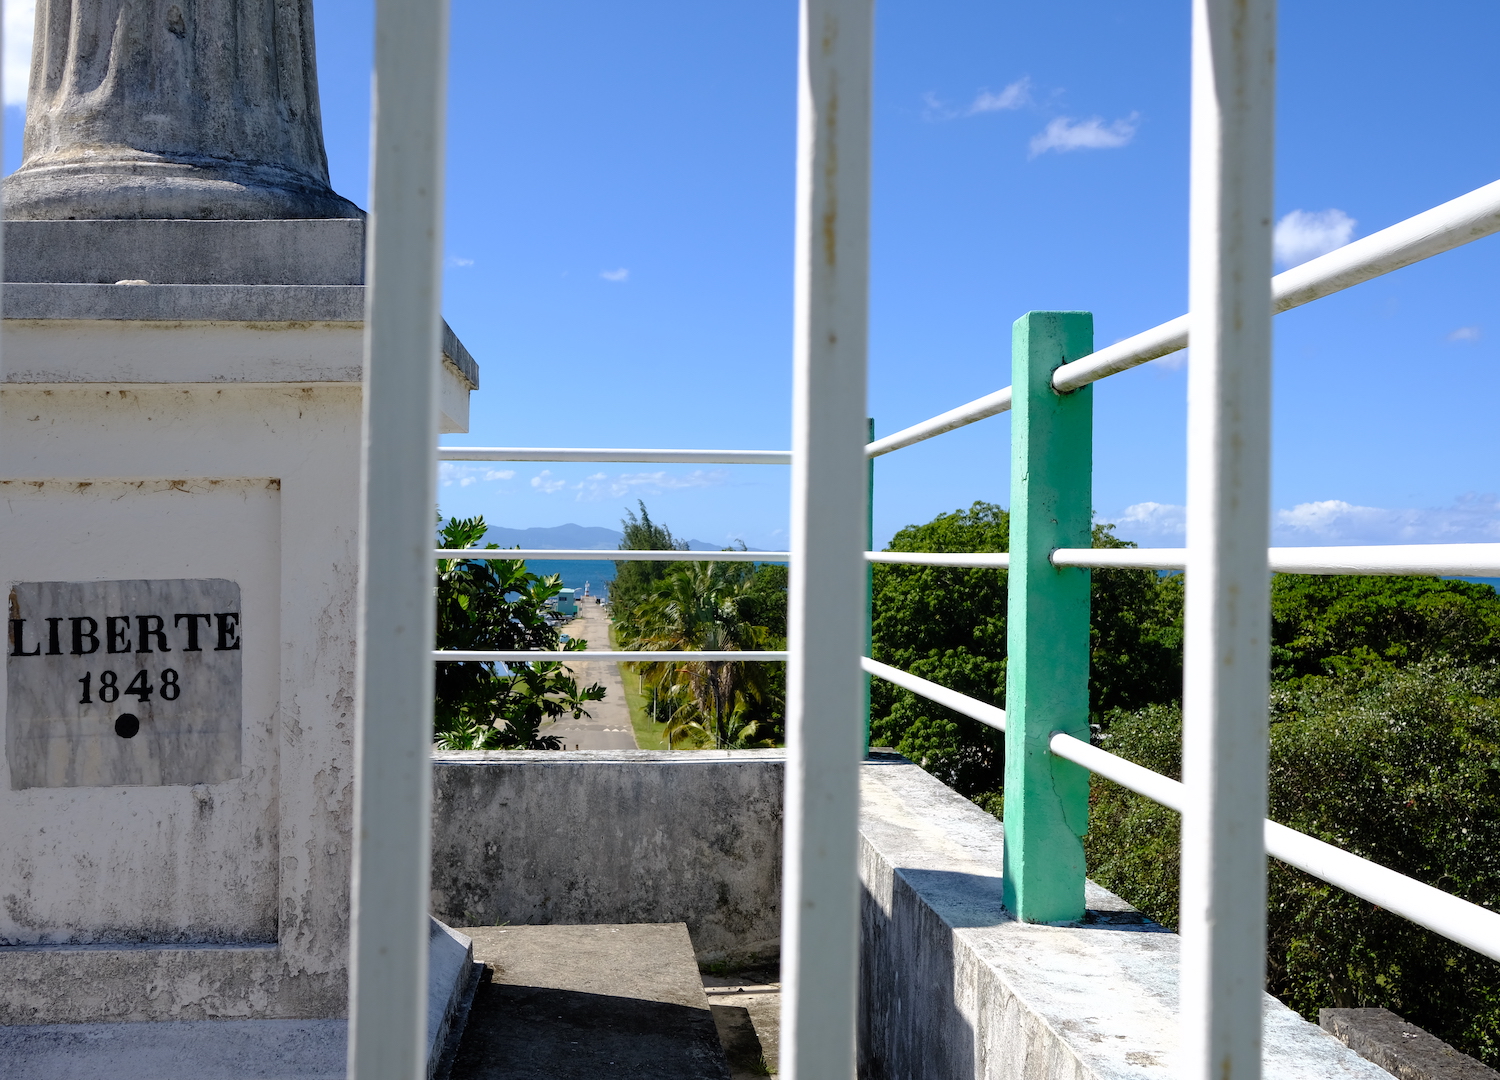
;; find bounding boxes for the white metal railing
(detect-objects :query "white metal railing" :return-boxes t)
[440,542,1499,574]
[848,2,1496,1075]
[439,446,791,464]
[347,0,1497,1075]
[867,177,1500,459]
[860,657,1500,964]
[435,548,788,562]
[430,9,874,1077]
[436,650,789,663]
[861,543,1500,577]
[349,0,449,1075]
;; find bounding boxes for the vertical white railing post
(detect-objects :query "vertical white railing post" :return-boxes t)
[781,0,874,1077]
[347,0,450,1076]
[1182,2,1277,1079]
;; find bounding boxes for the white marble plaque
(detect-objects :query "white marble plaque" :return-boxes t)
[7,579,242,790]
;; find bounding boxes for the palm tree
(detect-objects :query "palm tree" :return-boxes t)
[620,562,774,749]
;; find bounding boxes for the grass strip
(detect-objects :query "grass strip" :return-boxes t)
[610,620,671,750]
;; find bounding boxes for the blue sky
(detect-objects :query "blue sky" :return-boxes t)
[7,2,1496,550]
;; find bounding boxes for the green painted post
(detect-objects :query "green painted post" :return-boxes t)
[1003,310,1094,923]
[864,416,874,756]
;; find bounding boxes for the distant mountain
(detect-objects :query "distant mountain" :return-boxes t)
[480,523,723,551]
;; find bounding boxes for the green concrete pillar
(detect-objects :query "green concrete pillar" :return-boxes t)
[1002,310,1094,923]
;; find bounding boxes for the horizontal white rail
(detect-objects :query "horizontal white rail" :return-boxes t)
[867,655,1500,962]
[435,650,789,662]
[865,387,1013,458]
[860,657,1008,732]
[866,179,1500,460]
[865,551,1009,568]
[438,447,791,464]
[1047,730,1186,812]
[1047,730,1500,963]
[440,549,1026,566]
[1262,820,1500,962]
[1051,543,1500,576]
[1268,544,1500,576]
[1049,316,1191,395]
[436,549,789,562]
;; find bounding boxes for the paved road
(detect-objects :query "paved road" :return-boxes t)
[541,599,638,750]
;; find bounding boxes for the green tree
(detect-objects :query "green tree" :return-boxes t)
[1084,660,1500,1066]
[434,515,605,750]
[608,501,688,621]
[868,501,1181,802]
[1271,575,1500,683]
[619,561,777,749]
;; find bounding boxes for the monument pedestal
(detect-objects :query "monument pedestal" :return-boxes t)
[0,220,477,1027]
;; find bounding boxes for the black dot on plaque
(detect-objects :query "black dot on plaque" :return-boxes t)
[115,714,140,739]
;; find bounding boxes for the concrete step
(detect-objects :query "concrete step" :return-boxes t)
[0,919,477,1080]
[447,924,731,1080]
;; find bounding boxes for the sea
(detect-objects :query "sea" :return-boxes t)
[524,560,616,596]
[522,557,791,597]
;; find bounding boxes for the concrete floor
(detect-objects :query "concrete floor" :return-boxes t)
[703,968,780,1079]
[0,1019,347,1080]
[542,600,638,751]
[448,924,730,1079]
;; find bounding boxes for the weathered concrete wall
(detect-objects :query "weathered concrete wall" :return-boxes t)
[0,241,478,1026]
[857,757,1392,1080]
[0,385,365,1023]
[430,750,784,963]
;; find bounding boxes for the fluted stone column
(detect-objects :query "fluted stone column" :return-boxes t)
[4,0,361,219]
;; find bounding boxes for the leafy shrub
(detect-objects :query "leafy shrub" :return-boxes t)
[1085,661,1500,1065]
[434,516,604,749]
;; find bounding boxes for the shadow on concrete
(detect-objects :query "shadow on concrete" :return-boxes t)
[449,980,731,1080]
[896,868,1170,934]
[860,874,977,1080]
[708,1004,770,1078]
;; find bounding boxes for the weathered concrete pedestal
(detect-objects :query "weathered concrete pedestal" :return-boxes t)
[0,219,477,1042]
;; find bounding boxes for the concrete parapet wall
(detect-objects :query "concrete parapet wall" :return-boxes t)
[857,757,1390,1080]
[429,750,784,963]
[429,750,1398,1077]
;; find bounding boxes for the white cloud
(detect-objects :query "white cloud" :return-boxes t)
[531,470,566,494]
[571,469,728,502]
[1114,502,1186,539]
[600,268,629,283]
[1275,496,1500,545]
[1273,209,1356,267]
[920,91,954,121]
[1029,113,1138,157]
[447,256,475,268]
[6,0,33,107]
[969,78,1032,114]
[922,78,1032,122]
[1449,325,1481,343]
[1108,496,1500,547]
[440,463,515,488]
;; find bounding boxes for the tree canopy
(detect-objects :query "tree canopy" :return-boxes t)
[868,500,1181,802]
[608,503,787,749]
[868,500,1500,1063]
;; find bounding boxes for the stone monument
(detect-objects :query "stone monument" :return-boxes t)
[0,0,479,1064]
[6,0,360,220]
